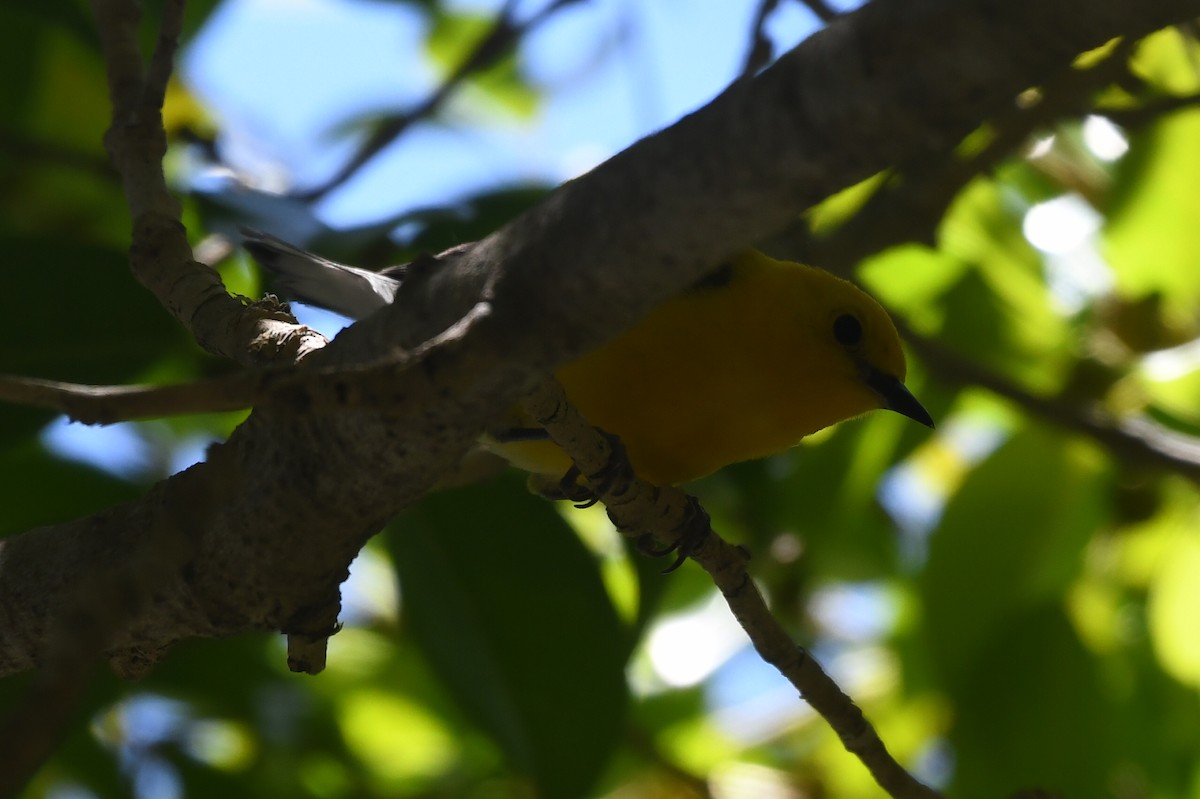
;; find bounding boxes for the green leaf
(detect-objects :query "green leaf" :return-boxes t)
[425,10,539,120]
[1148,533,1200,687]
[0,5,47,119]
[390,476,629,799]
[5,0,98,53]
[936,179,1070,391]
[920,427,1109,684]
[717,401,941,585]
[1130,27,1200,96]
[1104,108,1200,312]
[19,24,110,153]
[858,244,968,331]
[947,609,1116,799]
[0,236,189,382]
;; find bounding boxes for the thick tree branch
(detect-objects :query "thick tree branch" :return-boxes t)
[4,0,1197,683]
[0,299,490,424]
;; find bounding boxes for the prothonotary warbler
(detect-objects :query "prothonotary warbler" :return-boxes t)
[243,232,934,487]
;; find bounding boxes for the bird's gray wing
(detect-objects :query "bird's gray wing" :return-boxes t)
[240,228,401,320]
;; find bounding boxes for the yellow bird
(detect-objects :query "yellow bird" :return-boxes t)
[243,235,933,487]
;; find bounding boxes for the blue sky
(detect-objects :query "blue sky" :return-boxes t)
[182,0,834,227]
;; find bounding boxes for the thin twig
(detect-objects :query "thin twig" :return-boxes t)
[0,299,491,424]
[143,0,185,112]
[0,372,265,424]
[742,0,782,76]
[91,0,320,365]
[798,0,839,24]
[521,380,944,799]
[896,318,1200,482]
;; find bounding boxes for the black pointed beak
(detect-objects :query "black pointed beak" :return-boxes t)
[864,368,935,429]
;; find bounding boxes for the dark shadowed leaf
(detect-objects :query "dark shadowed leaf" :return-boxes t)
[390,476,629,799]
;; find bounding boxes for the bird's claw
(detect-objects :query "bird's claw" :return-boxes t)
[635,495,712,573]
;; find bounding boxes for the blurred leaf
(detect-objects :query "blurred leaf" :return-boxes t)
[391,476,629,799]
[858,244,967,331]
[1098,291,1198,354]
[0,236,194,445]
[338,689,457,789]
[426,10,539,120]
[935,271,1011,369]
[144,637,295,721]
[1104,108,1200,313]
[994,154,1072,208]
[719,405,936,585]
[0,7,126,247]
[0,236,189,382]
[0,6,45,117]
[162,76,216,139]
[1,159,127,248]
[1147,533,1200,687]
[1140,363,1200,433]
[948,609,1116,799]
[938,178,1038,286]
[425,9,491,71]
[805,173,888,237]
[937,179,1071,391]
[19,671,129,799]
[935,266,1070,396]
[5,0,98,53]
[921,427,1110,684]
[1129,27,1200,96]
[22,26,110,153]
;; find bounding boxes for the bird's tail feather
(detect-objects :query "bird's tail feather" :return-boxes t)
[240,228,401,321]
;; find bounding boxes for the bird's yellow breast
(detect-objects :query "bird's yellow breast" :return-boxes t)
[488,251,906,485]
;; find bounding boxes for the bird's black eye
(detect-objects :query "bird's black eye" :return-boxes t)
[833,313,863,347]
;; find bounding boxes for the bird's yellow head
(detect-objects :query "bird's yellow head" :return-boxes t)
[727,251,933,437]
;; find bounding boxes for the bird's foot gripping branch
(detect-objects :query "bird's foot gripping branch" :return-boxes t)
[527,419,714,572]
[525,429,636,509]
